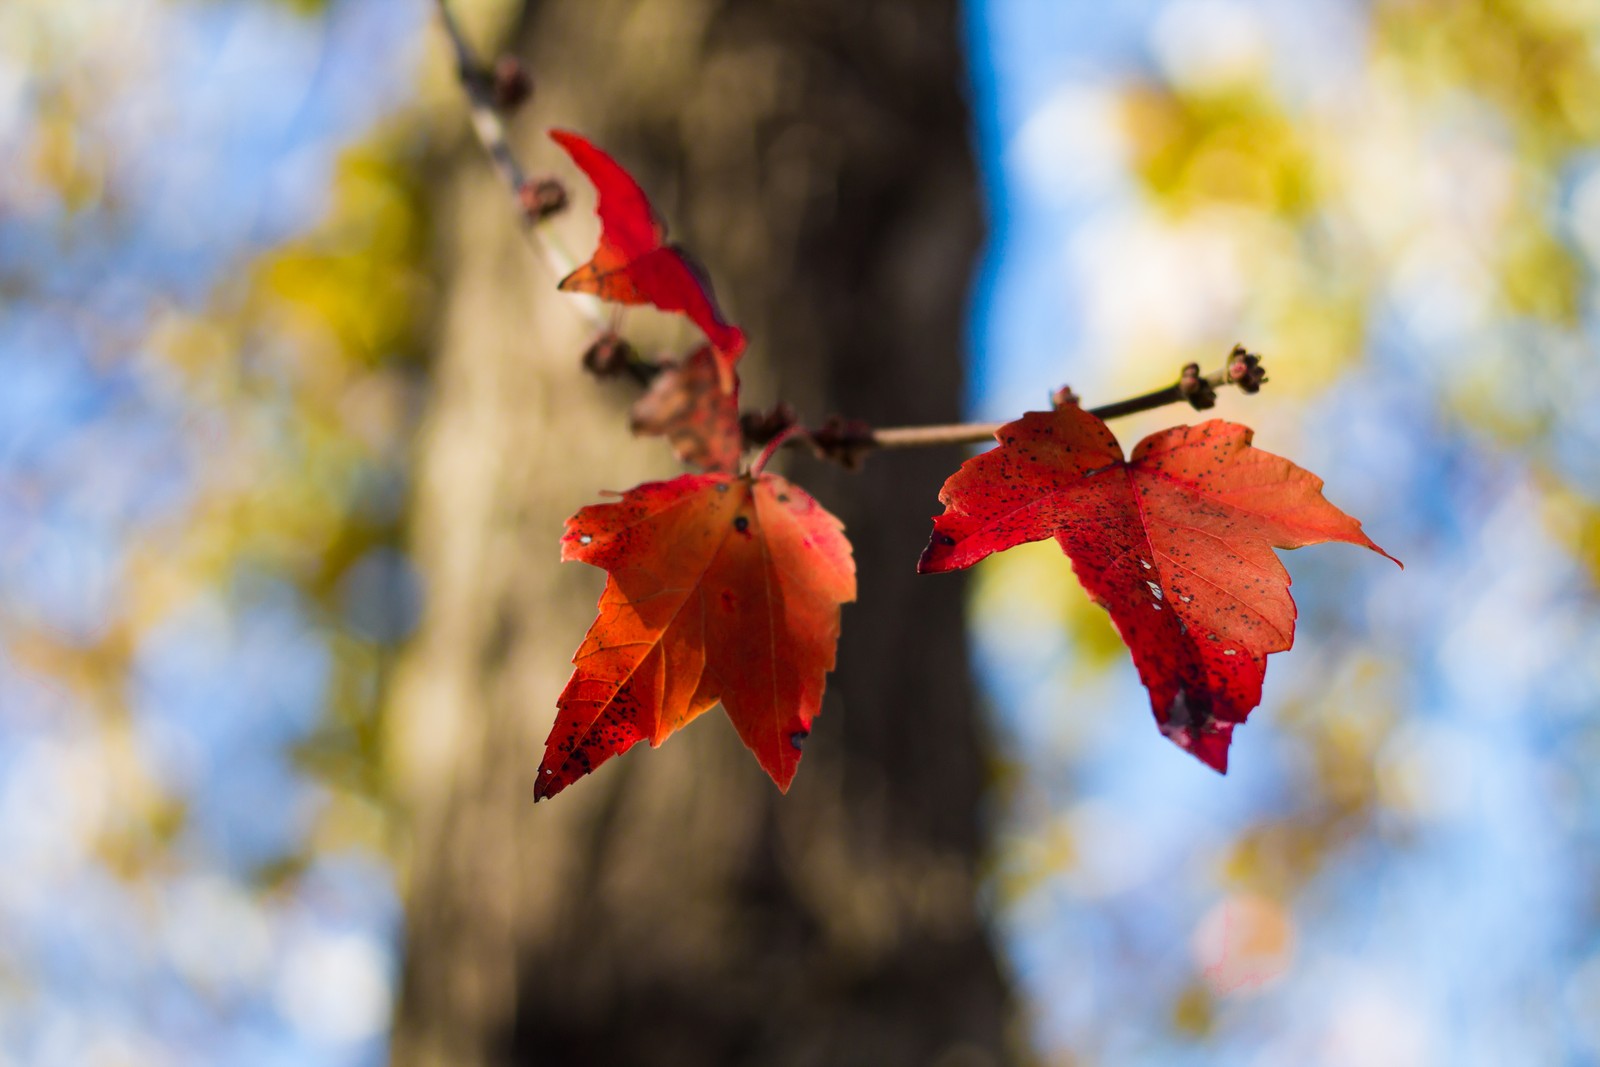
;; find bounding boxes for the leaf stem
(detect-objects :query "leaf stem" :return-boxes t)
[749,426,808,478]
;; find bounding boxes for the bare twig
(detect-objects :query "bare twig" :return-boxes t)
[434,0,529,202]
[432,0,603,323]
[746,346,1269,467]
[861,421,1006,450]
[430,21,1270,474]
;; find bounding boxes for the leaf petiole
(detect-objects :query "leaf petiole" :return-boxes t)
[749,425,809,477]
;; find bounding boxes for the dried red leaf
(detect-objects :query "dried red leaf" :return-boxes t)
[630,345,742,472]
[549,129,747,384]
[919,403,1398,772]
[538,472,856,800]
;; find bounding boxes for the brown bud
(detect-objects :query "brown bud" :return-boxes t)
[1227,344,1266,394]
[1179,362,1218,410]
[581,333,637,378]
[811,415,875,470]
[491,55,533,110]
[1050,384,1081,410]
[519,177,568,222]
[739,403,799,445]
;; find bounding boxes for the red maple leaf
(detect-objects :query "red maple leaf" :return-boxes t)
[918,403,1398,772]
[538,471,856,800]
[549,129,747,384]
[629,345,743,472]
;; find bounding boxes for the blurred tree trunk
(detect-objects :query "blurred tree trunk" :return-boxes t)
[388,1,1009,1064]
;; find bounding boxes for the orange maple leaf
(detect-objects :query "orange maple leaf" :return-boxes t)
[920,403,1398,772]
[538,472,856,799]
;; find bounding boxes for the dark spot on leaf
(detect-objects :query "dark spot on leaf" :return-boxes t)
[937,533,956,546]
[789,730,808,751]
[734,516,749,532]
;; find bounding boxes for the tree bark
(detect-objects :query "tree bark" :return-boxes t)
[388,2,1010,1064]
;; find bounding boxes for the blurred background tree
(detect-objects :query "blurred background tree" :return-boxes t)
[6,0,1600,1064]
[386,2,1007,1065]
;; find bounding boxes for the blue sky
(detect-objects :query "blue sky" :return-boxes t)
[1,1,416,1063]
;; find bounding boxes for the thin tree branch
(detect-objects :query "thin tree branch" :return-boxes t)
[434,0,528,198]
[432,0,604,324]
[745,348,1268,468]
[430,12,1270,472]
[866,422,1006,449]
